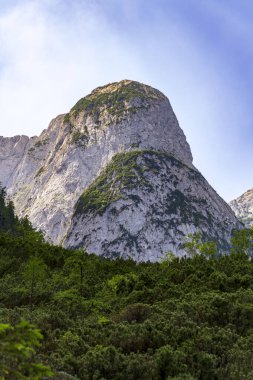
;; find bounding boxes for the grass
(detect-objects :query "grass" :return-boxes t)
[71,126,89,147]
[74,150,194,216]
[75,150,147,216]
[64,80,165,128]
[29,139,49,154]
[34,138,49,148]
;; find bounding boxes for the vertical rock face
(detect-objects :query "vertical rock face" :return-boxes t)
[230,189,253,227]
[0,135,32,190]
[0,80,241,260]
[65,150,240,261]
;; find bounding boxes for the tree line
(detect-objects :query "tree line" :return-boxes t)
[0,185,253,379]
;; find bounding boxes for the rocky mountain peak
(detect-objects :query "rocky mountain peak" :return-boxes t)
[230,189,253,227]
[0,80,241,261]
[85,79,166,103]
[65,79,166,125]
[63,80,193,167]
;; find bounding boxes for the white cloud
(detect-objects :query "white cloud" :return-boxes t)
[0,0,252,201]
[0,0,142,137]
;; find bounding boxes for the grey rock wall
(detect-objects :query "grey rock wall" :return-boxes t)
[0,80,241,260]
[65,151,239,261]
[230,189,253,227]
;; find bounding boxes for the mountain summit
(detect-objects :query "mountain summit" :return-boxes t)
[0,80,241,261]
[230,189,253,227]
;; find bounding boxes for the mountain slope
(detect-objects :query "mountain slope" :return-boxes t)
[230,189,253,227]
[0,80,241,260]
[1,194,253,379]
[65,150,238,261]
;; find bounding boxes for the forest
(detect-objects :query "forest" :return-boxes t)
[0,186,253,379]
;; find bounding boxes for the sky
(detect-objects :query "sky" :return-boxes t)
[0,0,252,202]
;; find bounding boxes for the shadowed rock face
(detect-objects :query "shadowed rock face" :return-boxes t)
[0,80,241,260]
[230,189,253,227]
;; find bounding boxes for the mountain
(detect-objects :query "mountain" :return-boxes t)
[0,80,241,261]
[230,189,253,227]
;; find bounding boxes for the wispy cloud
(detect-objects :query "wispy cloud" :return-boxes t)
[0,0,252,201]
[0,0,142,136]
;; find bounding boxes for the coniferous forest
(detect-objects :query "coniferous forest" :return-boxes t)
[0,186,253,379]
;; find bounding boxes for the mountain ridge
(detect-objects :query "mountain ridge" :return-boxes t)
[0,80,241,260]
[230,188,253,227]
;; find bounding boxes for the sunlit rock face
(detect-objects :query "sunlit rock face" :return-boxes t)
[230,189,253,227]
[0,80,241,260]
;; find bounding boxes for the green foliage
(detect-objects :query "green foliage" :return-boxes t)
[230,227,253,257]
[0,320,53,379]
[71,127,89,147]
[160,251,176,268]
[75,150,179,215]
[0,185,44,239]
[1,198,253,378]
[113,303,151,323]
[34,138,49,148]
[0,185,18,233]
[67,81,162,122]
[63,81,166,137]
[28,139,49,154]
[107,273,138,295]
[63,249,88,294]
[182,232,218,258]
[22,257,48,311]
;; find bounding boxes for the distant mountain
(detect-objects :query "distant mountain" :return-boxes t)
[0,80,241,261]
[230,189,253,227]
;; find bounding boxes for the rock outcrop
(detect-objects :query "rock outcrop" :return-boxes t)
[0,80,241,260]
[230,189,253,227]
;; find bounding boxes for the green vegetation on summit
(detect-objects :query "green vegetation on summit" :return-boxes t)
[71,81,164,116]
[64,80,166,127]
[1,185,253,379]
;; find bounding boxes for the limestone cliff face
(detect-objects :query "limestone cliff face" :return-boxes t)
[65,151,239,261]
[230,189,253,227]
[0,80,241,260]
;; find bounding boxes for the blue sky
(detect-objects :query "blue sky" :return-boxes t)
[0,0,252,202]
